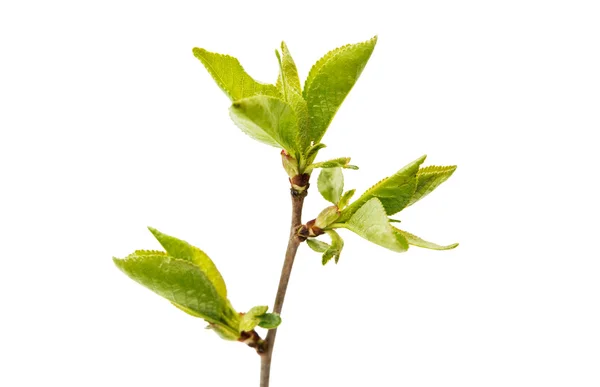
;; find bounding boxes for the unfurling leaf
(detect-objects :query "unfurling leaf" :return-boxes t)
[393,227,458,250]
[339,155,426,222]
[408,165,457,207]
[309,157,358,171]
[240,306,281,331]
[318,167,344,204]
[304,36,378,143]
[276,42,302,96]
[258,313,282,329]
[230,96,300,155]
[322,229,344,265]
[337,189,356,209]
[193,47,279,101]
[341,198,408,252]
[307,238,331,253]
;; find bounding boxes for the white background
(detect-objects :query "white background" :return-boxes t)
[1,1,599,386]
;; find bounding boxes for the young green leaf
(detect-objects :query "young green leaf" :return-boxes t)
[408,165,457,207]
[393,227,458,250]
[193,47,280,101]
[258,313,282,329]
[338,155,426,222]
[337,189,356,209]
[309,157,358,171]
[240,305,269,332]
[318,167,344,204]
[306,238,331,253]
[322,229,344,265]
[341,198,409,253]
[303,36,378,143]
[275,42,301,95]
[113,253,225,323]
[147,227,227,299]
[230,95,300,155]
[240,306,281,331]
[304,142,327,164]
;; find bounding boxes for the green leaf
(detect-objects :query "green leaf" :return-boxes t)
[240,305,269,332]
[318,167,344,204]
[113,254,224,323]
[303,36,378,143]
[230,95,301,154]
[342,198,408,253]
[393,227,459,250]
[276,42,301,95]
[408,165,457,207]
[309,157,358,171]
[337,189,356,209]
[147,227,227,300]
[240,306,281,331]
[339,155,426,222]
[322,229,344,265]
[388,218,402,223]
[304,142,327,164]
[193,47,280,101]
[306,238,331,253]
[275,43,310,152]
[258,313,282,329]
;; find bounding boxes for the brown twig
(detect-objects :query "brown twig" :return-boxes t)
[258,188,306,387]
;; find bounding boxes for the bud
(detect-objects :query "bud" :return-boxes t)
[315,206,340,228]
[281,150,299,178]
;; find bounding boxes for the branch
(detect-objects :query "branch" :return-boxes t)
[258,188,306,387]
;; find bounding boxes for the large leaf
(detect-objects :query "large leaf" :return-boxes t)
[303,36,377,143]
[339,155,426,222]
[408,165,457,207]
[148,227,227,299]
[230,95,300,154]
[393,227,458,250]
[318,167,344,204]
[193,47,280,101]
[113,253,224,323]
[342,198,408,253]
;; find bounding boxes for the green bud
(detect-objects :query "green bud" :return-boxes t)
[281,150,299,178]
[315,206,340,228]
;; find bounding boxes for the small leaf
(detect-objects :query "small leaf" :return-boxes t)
[339,155,426,222]
[305,142,327,164]
[342,198,408,253]
[147,227,227,299]
[307,238,331,253]
[393,227,458,250]
[113,254,224,323]
[318,167,344,204]
[229,95,300,155]
[258,313,282,329]
[304,36,377,143]
[408,165,457,207]
[240,305,269,331]
[337,189,356,209]
[310,157,357,171]
[323,229,344,265]
[193,47,280,101]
